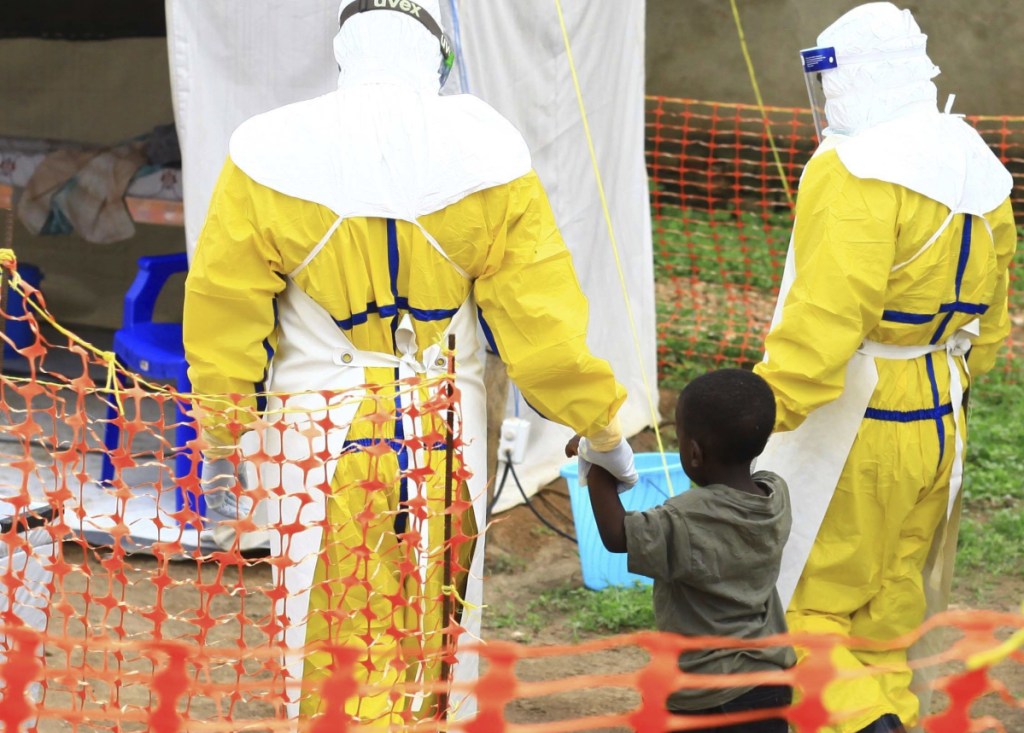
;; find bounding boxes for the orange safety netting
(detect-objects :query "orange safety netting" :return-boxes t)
[0,234,1021,728]
[646,96,1024,388]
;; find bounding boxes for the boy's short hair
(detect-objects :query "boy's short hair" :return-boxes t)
[676,369,776,464]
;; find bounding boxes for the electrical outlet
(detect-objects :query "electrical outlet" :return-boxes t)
[497,417,531,465]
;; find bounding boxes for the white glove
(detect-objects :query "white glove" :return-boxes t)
[578,437,639,489]
[200,457,254,542]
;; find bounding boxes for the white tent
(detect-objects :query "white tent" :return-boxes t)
[166,0,655,504]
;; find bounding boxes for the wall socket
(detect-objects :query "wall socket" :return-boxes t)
[497,417,531,465]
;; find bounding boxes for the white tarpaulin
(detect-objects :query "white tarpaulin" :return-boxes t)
[459,2,655,508]
[166,0,655,505]
[166,1,339,257]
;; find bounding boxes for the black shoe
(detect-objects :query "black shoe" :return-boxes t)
[856,714,907,733]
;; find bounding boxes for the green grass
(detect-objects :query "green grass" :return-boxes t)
[653,205,790,291]
[654,207,788,389]
[490,583,656,640]
[962,368,1024,506]
[956,509,1024,578]
[957,366,1024,578]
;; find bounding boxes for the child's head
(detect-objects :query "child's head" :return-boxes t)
[674,368,776,485]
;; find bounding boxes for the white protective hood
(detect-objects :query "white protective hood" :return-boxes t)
[229,0,531,222]
[818,2,940,138]
[818,3,1012,214]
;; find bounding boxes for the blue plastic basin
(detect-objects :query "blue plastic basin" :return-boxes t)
[560,452,689,590]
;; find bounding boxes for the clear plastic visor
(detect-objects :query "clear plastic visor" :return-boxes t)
[800,46,837,142]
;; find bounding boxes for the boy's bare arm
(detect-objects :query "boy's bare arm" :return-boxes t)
[566,435,627,553]
[587,464,627,553]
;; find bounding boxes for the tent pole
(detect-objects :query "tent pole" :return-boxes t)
[437,333,457,722]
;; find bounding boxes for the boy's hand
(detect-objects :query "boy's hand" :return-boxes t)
[565,434,582,458]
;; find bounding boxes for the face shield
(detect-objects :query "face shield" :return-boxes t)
[801,40,938,141]
[800,46,838,142]
[339,0,455,87]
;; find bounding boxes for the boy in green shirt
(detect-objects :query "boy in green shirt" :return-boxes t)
[568,369,794,732]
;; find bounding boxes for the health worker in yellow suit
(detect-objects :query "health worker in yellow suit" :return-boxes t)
[182,0,639,726]
[754,4,1016,733]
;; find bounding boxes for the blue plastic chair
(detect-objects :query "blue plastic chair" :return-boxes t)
[101,252,205,520]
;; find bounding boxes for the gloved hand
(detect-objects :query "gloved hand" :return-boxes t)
[200,457,254,530]
[576,437,639,491]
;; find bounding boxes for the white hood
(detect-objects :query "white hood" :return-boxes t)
[818,2,939,137]
[814,3,1012,215]
[228,0,531,225]
[334,0,443,93]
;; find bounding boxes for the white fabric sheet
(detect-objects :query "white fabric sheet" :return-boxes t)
[165,0,655,506]
[461,0,656,508]
[166,0,340,259]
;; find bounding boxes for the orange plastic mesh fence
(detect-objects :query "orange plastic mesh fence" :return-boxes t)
[646,96,1024,387]
[0,240,1022,726]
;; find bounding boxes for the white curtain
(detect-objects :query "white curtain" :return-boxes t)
[460,1,656,508]
[165,0,656,506]
[166,0,339,257]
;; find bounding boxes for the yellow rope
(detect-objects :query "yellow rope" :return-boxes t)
[440,584,479,613]
[729,0,795,208]
[552,0,673,493]
[5,272,450,429]
[966,601,1024,670]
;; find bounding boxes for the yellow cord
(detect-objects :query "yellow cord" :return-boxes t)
[7,266,449,428]
[552,0,673,493]
[966,601,1024,670]
[729,0,794,208]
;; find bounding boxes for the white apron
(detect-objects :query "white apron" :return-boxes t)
[253,219,487,722]
[760,310,977,609]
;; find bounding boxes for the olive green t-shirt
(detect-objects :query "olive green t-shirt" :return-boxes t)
[623,470,795,711]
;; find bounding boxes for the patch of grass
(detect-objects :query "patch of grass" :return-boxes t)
[487,552,527,576]
[962,367,1024,506]
[653,205,790,291]
[956,509,1024,578]
[654,207,788,389]
[657,297,764,389]
[488,606,545,638]
[487,583,656,642]
[537,584,656,637]
[957,365,1024,577]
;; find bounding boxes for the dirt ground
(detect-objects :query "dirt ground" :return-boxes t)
[482,481,1024,732]
[477,389,1023,730]
[27,384,1023,731]
[32,471,1021,733]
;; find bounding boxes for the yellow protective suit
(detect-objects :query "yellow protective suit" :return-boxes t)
[184,159,625,723]
[754,148,1017,732]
